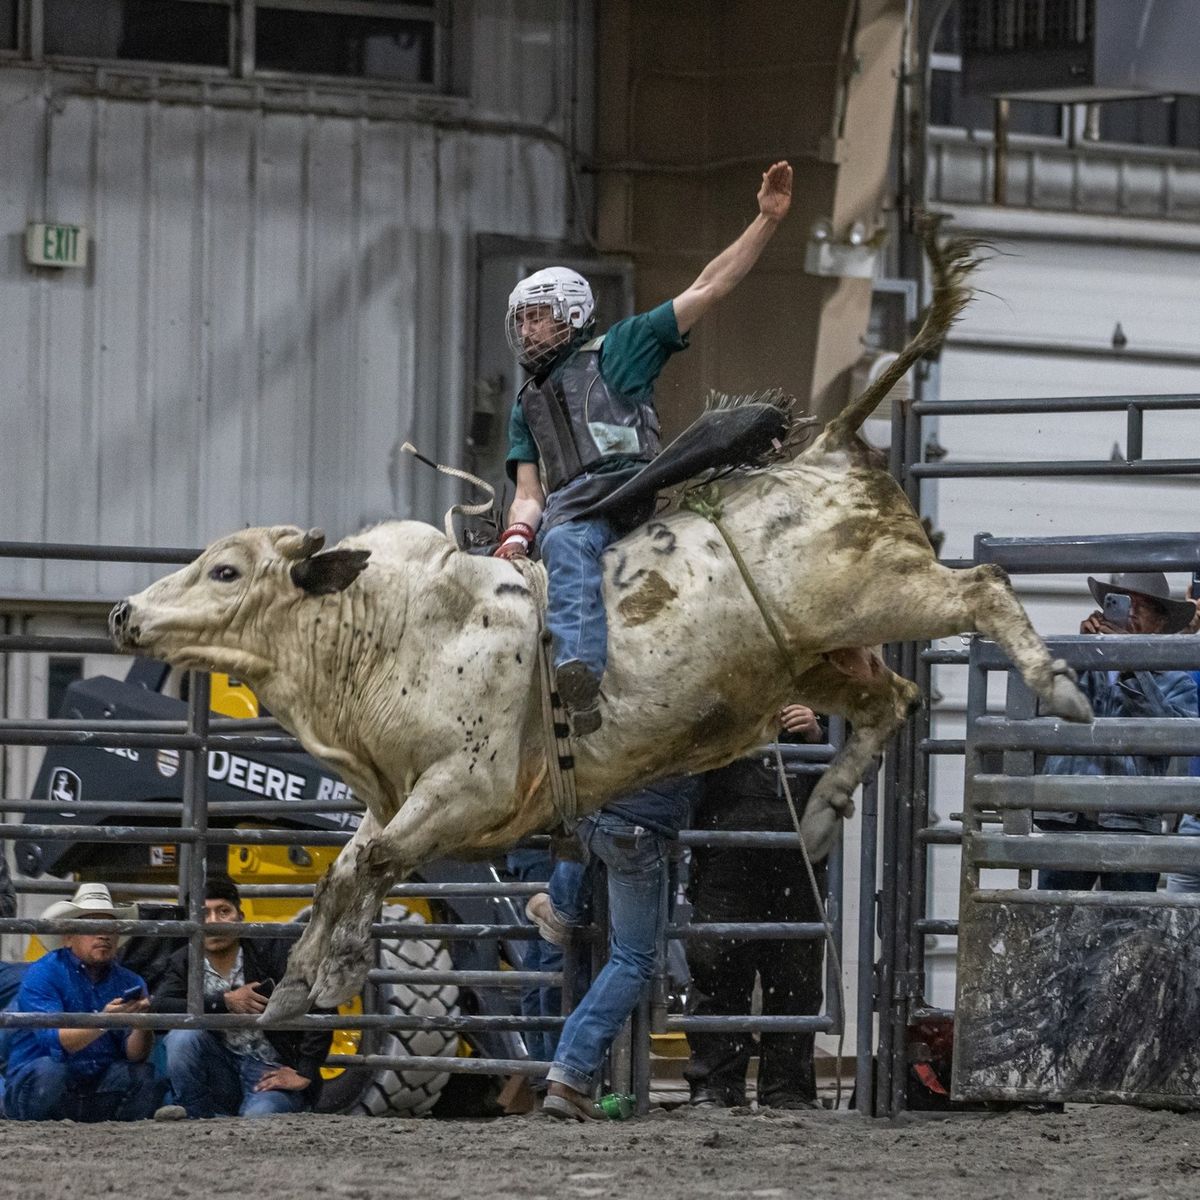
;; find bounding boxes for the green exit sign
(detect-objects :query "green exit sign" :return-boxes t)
[26,222,89,269]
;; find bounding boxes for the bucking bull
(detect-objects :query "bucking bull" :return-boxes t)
[109,223,1092,1022]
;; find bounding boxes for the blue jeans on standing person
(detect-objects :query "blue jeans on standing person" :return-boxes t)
[1167,813,1200,893]
[506,847,564,1065]
[164,1029,307,1118]
[539,516,620,676]
[1036,816,1160,892]
[545,812,669,1095]
[5,1057,165,1121]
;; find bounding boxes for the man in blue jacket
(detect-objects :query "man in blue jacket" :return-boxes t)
[5,883,165,1121]
[495,162,794,735]
[1035,572,1197,892]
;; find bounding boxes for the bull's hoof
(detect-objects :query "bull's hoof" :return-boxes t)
[799,804,839,863]
[312,946,371,1010]
[1047,664,1093,724]
[260,976,313,1024]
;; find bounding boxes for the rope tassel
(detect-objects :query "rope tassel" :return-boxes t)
[400,442,495,547]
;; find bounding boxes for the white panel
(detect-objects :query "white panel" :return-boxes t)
[253,113,311,528]
[147,102,205,552]
[0,74,48,598]
[201,108,258,542]
[0,0,591,599]
[94,100,157,598]
[957,236,1200,353]
[41,98,100,599]
[932,346,1200,563]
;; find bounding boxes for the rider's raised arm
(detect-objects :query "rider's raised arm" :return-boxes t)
[671,161,793,336]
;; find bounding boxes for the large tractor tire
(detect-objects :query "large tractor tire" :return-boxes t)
[315,906,460,1116]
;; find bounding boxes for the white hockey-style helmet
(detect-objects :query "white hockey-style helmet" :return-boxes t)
[505,266,595,369]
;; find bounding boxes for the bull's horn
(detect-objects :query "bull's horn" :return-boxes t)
[274,527,327,560]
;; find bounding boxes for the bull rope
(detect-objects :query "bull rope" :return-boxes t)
[400,442,495,546]
[511,559,580,831]
[682,481,847,1109]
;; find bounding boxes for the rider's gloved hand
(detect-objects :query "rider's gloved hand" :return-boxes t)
[494,523,535,561]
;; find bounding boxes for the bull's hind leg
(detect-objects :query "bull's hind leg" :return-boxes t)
[263,809,382,1022]
[791,655,922,861]
[904,563,1091,724]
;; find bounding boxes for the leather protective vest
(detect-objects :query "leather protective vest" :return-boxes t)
[518,339,661,495]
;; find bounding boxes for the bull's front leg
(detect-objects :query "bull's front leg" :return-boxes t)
[263,809,382,1022]
[310,763,510,1010]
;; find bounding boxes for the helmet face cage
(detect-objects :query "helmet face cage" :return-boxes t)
[506,268,595,369]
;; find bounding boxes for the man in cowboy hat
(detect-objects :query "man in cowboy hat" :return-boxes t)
[1034,572,1197,892]
[4,883,167,1121]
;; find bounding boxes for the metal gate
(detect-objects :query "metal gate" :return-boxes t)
[876,391,1200,1115]
[0,538,848,1114]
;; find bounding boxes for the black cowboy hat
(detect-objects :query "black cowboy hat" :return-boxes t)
[1086,571,1196,635]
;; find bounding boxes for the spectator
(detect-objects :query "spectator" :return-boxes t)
[525,776,698,1120]
[684,705,828,1110]
[1035,572,1197,892]
[153,876,331,1117]
[1167,581,1200,893]
[5,883,165,1121]
[0,850,26,1011]
[506,847,563,1068]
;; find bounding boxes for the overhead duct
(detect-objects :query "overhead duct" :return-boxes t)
[961,0,1200,102]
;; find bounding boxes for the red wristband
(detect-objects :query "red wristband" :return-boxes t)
[502,523,535,543]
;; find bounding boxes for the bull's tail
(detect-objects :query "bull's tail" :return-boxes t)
[817,214,981,450]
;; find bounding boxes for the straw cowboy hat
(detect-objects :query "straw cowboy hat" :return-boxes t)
[1086,571,1196,636]
[40,883,137,950]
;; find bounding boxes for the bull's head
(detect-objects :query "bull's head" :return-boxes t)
[108,525,370,679]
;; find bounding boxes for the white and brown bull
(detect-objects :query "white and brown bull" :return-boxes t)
[109,226,1091,1021]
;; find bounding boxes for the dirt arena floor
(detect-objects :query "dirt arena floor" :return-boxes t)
[1,1103,1198,1200]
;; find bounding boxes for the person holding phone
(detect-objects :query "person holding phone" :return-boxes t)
[1166,570,1200,893]
[4,883,167,1121]
[1034,572,1197,892]
[152,876,331,1117]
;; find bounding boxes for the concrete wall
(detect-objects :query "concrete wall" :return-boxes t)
[594,0,907,436]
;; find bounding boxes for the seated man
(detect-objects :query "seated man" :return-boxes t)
[684,704,828,1111]
[5,883,165,1122]
[153,876,331,1117]
[525,775,698,1120]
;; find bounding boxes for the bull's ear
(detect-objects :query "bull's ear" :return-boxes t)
[290,549,371,595]
[275,527,326,561]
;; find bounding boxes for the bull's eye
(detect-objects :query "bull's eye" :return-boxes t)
[209,564,241,583]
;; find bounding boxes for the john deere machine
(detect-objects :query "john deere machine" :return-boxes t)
[18,660,533,1115]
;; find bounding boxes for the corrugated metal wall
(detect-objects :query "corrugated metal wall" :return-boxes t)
[0,1,589,600]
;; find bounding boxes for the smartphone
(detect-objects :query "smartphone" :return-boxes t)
[1103,592,1132,629]
[119,984,144,1003]
[255,978,276,998]
[1191,570,1200,602]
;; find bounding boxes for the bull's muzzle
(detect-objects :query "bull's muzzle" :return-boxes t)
[108,600,139,650]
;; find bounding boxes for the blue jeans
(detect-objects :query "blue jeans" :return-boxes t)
[1037,817,1160,893]
[539,516,620,675]
[506,848,564,1064]
[546,812,669,1093]
[165,1029,307,1118]
[6,1057,165,1121]
[1167,813,1200,893]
